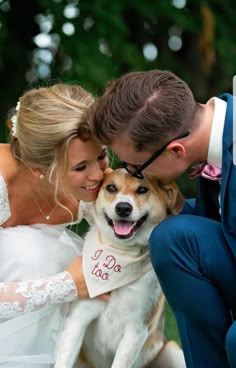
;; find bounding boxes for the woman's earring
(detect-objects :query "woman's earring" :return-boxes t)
[39,174,45,180]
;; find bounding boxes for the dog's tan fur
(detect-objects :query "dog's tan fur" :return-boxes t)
[55,169,186,368]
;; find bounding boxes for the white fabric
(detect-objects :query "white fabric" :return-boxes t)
[0,171,82,321]
[83,228,152,298]
[0,271,76,319]
[0,170,11,225]
[0,170,89,366]
[206,97,227,213]
[207,97,227,168]
[0,224,83,367]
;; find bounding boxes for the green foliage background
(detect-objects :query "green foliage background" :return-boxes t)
[1,0,235,348]
[1,0,235,195]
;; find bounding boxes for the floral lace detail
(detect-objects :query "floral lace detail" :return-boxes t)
[0,271,77,319]
[0,172,11,225]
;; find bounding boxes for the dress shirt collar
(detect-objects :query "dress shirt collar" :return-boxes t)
[207,97,227,169]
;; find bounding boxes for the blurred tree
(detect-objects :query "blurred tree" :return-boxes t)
[0,0,235,194]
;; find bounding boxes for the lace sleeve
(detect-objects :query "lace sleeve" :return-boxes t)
[0,271,78,319]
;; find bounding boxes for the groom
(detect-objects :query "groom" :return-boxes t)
[89,69,236,368]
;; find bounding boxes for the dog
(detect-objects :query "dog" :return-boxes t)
[55,168,186,368]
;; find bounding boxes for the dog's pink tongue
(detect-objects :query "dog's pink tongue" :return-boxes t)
[114,222,133,235]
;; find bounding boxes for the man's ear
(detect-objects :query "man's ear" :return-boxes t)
[159,181,184,215]
[167,143,185,158]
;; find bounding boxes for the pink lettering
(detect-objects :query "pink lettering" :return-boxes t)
[91,262,109,281]
[95,269,102,277]
[103,255,122,273]
[91,262,100,274]
[103,255,116,269]
[101,273,109,281]
[91,249,103,260]
[114,264,121,273]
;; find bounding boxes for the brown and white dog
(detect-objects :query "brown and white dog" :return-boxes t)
[55,168,186,368]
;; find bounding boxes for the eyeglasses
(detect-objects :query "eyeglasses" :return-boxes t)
[123,131,189,179]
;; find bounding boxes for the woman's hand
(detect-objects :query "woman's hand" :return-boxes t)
[67,256,110,302]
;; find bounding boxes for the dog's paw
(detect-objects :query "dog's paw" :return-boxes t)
[150,341,186,368]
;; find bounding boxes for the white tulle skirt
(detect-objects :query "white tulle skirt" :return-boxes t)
[0,224,84,367]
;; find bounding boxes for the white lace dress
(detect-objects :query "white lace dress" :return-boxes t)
[0,172,85,367]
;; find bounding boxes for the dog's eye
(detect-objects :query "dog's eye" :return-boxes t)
[136,186,149,194]
[106,184,117,193]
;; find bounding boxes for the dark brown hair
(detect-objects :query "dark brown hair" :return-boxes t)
[89,69,197,152]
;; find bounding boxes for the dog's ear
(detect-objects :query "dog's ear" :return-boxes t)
[158,181,184,215]
[104,168,113,174]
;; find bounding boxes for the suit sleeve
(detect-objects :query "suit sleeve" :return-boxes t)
[180,198,198,215]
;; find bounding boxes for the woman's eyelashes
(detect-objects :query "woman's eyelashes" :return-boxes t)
[98,149,108,161]
[72,151,108,172]
[74,164,86,172]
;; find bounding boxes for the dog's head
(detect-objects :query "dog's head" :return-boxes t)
[93,168,184,248]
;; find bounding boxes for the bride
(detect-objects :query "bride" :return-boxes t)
[0,83,109,367]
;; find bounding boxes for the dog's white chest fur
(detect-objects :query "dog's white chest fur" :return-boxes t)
[82,266,163,368]
[55,235,163,368]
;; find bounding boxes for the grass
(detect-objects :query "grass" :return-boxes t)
[165,303,181,346]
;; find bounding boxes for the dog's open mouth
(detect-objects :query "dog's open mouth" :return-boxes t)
[104,213,148,239]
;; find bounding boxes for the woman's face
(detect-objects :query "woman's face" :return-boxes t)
[66,137,109,202]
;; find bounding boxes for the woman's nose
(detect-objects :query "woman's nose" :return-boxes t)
[89,163,104,181]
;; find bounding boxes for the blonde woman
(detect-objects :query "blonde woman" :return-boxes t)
[0,83,109,366]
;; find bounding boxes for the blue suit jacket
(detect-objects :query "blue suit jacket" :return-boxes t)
[183,93,236,257]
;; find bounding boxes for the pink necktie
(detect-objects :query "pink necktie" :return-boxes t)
[189,162,221,181]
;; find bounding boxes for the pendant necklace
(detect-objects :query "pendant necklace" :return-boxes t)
[32,192,57,221]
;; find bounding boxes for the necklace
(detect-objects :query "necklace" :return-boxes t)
[32,192,57,221]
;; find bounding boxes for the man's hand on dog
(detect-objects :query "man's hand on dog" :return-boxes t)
[67,256,110,301]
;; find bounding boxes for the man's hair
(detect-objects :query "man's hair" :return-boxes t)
[89,69,197,151]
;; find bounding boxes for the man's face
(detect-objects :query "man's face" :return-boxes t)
[111,135,185,183]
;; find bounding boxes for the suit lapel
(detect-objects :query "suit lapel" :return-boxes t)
[219,94,236,243]
[196,178,221,221]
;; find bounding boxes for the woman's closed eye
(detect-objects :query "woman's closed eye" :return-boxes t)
[73,164,87,172]
[98,149,108,161]
[71,150,108,172]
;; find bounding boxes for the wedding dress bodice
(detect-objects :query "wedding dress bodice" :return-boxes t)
[0,169,11,225]
[0,170,87,366]
[0,171,79,320]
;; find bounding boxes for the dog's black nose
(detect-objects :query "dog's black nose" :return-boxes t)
[115,202,132,217]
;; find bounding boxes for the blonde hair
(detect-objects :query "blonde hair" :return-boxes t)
[7,83,94,206]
